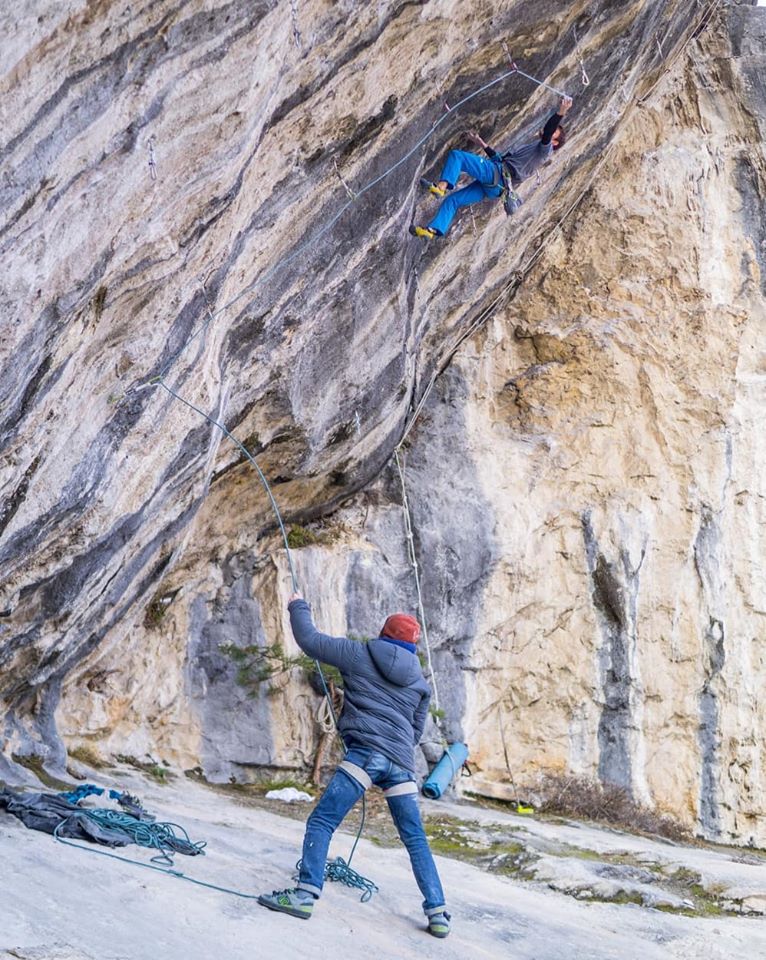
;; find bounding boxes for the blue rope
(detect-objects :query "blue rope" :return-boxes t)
[299,856,379,903]
[57,808,378,902]
[53,819,260,898]
[55,809,206,866]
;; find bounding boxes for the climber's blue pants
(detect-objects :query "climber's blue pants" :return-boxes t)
[427,149,503,236]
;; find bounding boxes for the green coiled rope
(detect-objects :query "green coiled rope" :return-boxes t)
[53,805,377,901]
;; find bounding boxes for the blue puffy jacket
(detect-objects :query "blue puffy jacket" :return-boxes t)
[289,599,431,774]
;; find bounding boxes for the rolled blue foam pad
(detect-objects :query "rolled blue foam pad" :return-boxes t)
[422,742,469,799]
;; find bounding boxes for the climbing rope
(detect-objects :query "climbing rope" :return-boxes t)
[502,42,569,99]
[126,58,571,768]
[151,379,372,896]
[316,692,337,734]
[53,796,376,901]
[318,856,378,902]
[53,819,262,899]
[155,380,299,588]
[90,4,723,897]
[638,0,723,105]
[393,450,441,724]
[393,0,724,455]
[383,3,723,754]
[55,810,205,865]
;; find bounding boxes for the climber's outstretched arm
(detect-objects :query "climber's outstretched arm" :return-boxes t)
[541,95,573,144]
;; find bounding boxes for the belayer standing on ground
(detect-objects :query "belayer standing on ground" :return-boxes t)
[258,594,451,939]
[410,94,573,239]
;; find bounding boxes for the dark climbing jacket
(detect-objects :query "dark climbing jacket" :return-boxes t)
[485,110,563,188]
[289,599,431,774]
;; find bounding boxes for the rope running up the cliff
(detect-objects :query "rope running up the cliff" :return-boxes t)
[141,0,722,762]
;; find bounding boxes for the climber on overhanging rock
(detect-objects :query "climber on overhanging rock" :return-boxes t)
[410,94,573,239]
[258,594,451,939]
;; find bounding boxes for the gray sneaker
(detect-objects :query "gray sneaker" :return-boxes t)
[258,887,315,919]
[427,910,451,938]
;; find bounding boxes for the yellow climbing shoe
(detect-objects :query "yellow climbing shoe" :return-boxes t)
[409,225,436,240]
[419,177,447,198]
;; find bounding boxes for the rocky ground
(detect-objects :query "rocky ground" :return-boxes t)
[3,765,766,960]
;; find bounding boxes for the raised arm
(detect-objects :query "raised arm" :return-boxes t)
[288,596,362,671]
[541,95,572,145]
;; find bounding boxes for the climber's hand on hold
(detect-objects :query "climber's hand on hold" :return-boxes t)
[288,592,303,605]
[559,95,573,115]
[466,129,487,148]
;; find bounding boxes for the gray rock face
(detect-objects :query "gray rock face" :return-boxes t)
[2,1,766,844]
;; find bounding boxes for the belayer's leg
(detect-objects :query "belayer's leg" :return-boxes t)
[385,786,449,936]
[258,764,364,918]
[298,765,365,897]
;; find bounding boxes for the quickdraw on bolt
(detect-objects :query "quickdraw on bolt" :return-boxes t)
[502,41,519,73]
[333,158,357,201]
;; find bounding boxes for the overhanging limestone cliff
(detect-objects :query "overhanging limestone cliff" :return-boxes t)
[2,1,765,844]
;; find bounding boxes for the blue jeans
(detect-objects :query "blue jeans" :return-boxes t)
[427,149,503,236]
[297,747,446,914]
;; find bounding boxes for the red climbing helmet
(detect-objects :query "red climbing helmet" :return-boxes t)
[380,613,421,645]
